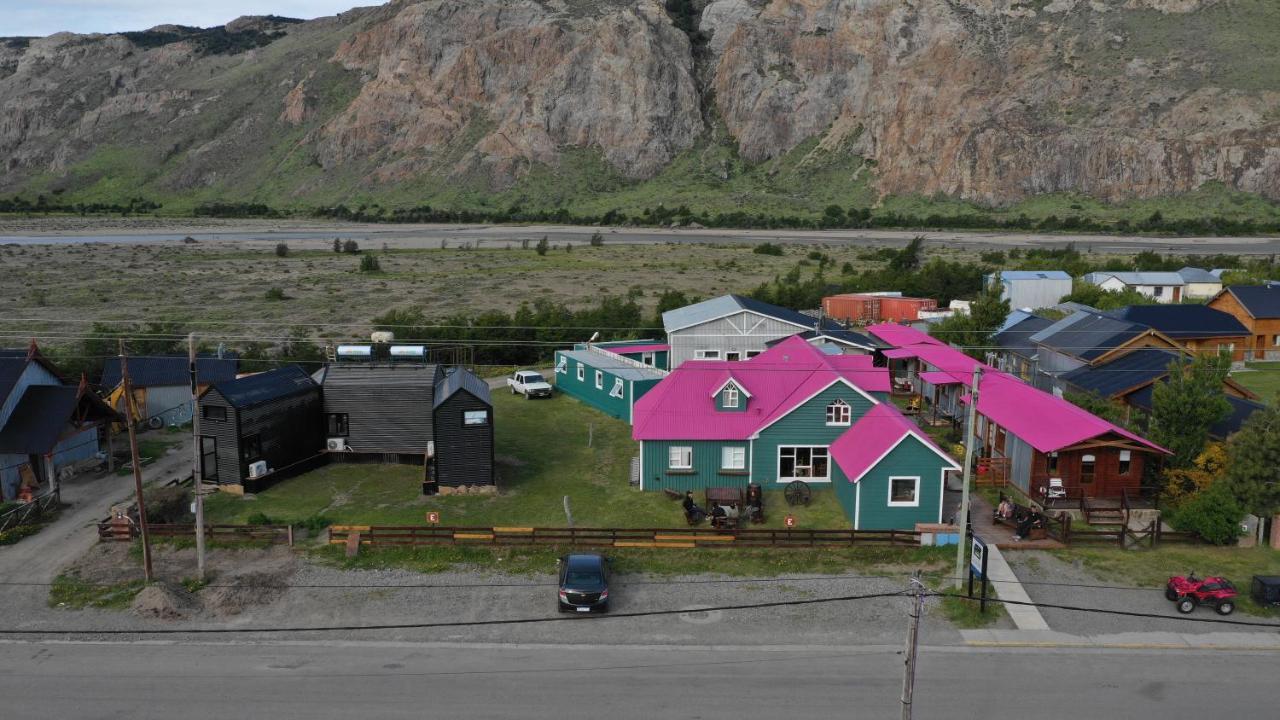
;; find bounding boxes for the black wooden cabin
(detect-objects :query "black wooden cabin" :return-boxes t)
[432,368,495,487]
[197,365,323,492]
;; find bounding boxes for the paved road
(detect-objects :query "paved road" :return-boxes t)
[5,222,1280,254]
[0,638,1274,719]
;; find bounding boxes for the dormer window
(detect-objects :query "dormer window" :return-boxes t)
[826,399,851,426]
[723,385,740,408]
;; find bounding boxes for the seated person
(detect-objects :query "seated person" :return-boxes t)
[995,498,1013,520]
[682,491,705,522]
[1014,511,1042,540]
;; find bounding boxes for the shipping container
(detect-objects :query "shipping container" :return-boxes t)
[823,294,938,323]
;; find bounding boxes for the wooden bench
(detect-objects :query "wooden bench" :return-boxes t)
[994,507,1048,540]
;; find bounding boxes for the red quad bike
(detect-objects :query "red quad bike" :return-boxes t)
[1165,572,1238,615]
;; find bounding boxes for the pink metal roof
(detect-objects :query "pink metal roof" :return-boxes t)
[607,343,670,354]
[881,348,918,359]
[831,404,960,483]
[919,371,962,386]
[869,324,1170,455]
[632,335,890,441]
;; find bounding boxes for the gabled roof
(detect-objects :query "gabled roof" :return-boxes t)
[632,336,889,441]
[1127,385,1266,439]
[434,367,492,408]
[993,314,1055,356]
[0,385,79,454]
[662,294,817,333]
[205,365,316,409]
[1105,305,1248,339]
[830,403,959,484]
[1059,348,1183,397]
[1219,285,1280,319]
[1086,271,1186,286]
[765,326,882,352]
[866,323,946,348]
[558,349,666,382]
[0,345,66,408]
[992,270,1072,281]
[101,353,240,389]
[1031,311,1154,362]
[1177,267,1219,283]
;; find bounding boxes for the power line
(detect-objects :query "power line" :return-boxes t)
[932,592,1280,629]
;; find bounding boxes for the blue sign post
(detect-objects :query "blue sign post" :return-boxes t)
[968,534,990,613]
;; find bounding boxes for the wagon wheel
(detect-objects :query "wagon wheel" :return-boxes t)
[784,480,811,507]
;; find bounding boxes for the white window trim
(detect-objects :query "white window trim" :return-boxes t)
[463,410,488,426]
[595,370,604,389]
[642,352,655,366]
[576,363,585,381]
[669,446,693,470]
[887,475,921,507]
[556,356,568,374]
[695,349,721,360]
[723,385,739,408]
[721,446,746,471]
[776,445,831,483]
[825,399,851,426]
[609,378,625,399]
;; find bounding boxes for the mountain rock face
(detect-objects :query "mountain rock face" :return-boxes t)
[1,0,1278,206]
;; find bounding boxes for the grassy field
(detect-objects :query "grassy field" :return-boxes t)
[206,392,852,531]
[1233,362,1280,404]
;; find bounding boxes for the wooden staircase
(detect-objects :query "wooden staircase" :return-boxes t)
[1082,496,1127,529]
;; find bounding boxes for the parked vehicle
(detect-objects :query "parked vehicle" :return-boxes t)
[1165,572,1237,615]
[507,370,553,398]
[557,553,610,613]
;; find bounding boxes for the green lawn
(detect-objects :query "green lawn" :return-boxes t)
[1233,362,1280,405]
[205,391,852,530]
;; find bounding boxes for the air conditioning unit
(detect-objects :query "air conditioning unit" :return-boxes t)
[327,438,347,452]
[247,461,268,478]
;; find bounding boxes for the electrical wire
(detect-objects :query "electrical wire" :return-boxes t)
[931,592,1280,629]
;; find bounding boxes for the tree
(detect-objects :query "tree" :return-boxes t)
[535,236,549,256]
[1057,280,1155,310]
[1222,403,1280,517]
[1167,481,1244,545]
[1064,390,1137,429]
[1162,442,1228,505]
[589,232,604,247]
[358,254,381,272]
[274,242,289,258]
[887,235,924,272]
[342,239,360,254]
[332,238,341,253]
[1148,352,1232,469]
[929,285,1010,359]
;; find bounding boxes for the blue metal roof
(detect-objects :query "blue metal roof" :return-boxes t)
[994,314,1054,356]
[206,365,316,409]
[433,367,493,408]
[994,270,1071,281]
[1106,305,1247,339]
[1031,311,1151,362]
[1178,267,1219,283]
[0,385,78,454]
[662,294,817,333]
[101,353,240,389]
[1060,349,1183,397]
[557,350,666,382]
[1224,285,1280,319]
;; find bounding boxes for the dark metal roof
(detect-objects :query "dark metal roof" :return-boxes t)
[1224,285,1280,319]
[100,353,240,389]
[1106,305,1248,339]
[994,315,1054,356]
[206,365,316,409]
[0,385,78,454]
[765,322,884,351]
[1032,312,1150,362]
[0,350,29,408]
[1060,349,1183,397]
[433,367,492,408]
[1128,384,1266,439]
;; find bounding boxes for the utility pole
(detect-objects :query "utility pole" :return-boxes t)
[900,571,925,720]
[954,366,982,589]
[119,341,153,582]
[189,333,206,581]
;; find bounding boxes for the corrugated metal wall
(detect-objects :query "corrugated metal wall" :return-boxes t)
[322,365,436,454]
[433,390,494,487]
[144,385,195,426]
[668,312,807,368]
[239,389,324,482]
[1003,279,1073,311]
[196,389,240,484]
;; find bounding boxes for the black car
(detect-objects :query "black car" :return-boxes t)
[557,553,610,613]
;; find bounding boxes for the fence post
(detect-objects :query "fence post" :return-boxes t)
[287,525,294,547]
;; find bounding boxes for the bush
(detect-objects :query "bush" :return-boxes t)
[264,287,287,301]
[535,236,549,256]
[274,242,289,258]
[1168,482,1244,546]
[0,524,43,546]
[589,232,604,247]
[245,512,281,526]
[297,513,333,533]
[143,486,193,524]
[332,238,342,253]
[753,242,784,256]
[342,239,360,254]
[359,254,381,272]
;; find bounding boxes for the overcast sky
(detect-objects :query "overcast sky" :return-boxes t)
[1,1,368,37]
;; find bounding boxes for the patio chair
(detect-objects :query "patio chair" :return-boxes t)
[1046,477,1067,499]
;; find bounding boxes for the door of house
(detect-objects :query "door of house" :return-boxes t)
[1257,336,1267,360]
[200,437,218,480]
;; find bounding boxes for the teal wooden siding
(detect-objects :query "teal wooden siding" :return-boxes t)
[640,440,752,493]
[714,383,748,412]
[554,352,634,422]
[833,473,858,527]
[751,382,876,488]
[852,435,948,530]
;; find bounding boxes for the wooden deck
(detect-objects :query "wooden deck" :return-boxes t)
[968,494,1063,550]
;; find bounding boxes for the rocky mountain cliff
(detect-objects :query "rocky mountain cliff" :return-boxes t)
[2,0,1278,210]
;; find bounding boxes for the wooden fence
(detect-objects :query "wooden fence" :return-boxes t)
[97,521,293,545]
[327,525,921,549]
[0,492,59,534]
[1045,514,1204,548]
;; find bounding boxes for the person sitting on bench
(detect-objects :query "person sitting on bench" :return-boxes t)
[996,498,1014,520]
[682,491,705,523]
[1013,511,1042,541]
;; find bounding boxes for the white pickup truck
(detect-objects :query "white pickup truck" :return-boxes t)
[507,370,554,398]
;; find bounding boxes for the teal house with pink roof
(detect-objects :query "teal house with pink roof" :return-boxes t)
[632,337,960,530]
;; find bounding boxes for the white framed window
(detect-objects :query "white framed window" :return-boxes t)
[887,476,920,507]
[1272,335,1280,347]
[825,399,851,426]
[695,349,721,360]
[556,356,568,374]
[669,446,693,470]
[642,352,655,366]
[778,446,829,481]
[463,410,488,426]
[595,370,604,389]
[721,446,746,471]
[1118,449,1132,475]
[609,378,625,399]
[576,363,585,381]
[722,385,739,408]
[726,351,741,361]
[1153,285,1164,297]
